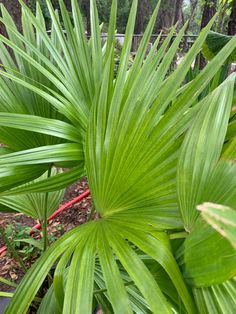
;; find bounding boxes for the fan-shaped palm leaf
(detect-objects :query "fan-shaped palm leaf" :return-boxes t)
[1,0,236,313]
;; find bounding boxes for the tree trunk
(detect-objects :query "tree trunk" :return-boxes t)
[199,0,217,69]
[155,0,176,33]
[183,0,198,51]
[0,0,29,33]
[133,0,151,51]
[86,1,91,36]
[135,1,145,34]
[64,0,72,11]
[134,0,151,34]
[200,0,217,29]
[228,0,236,35]
[79,0,91,35]
[185,0,198,34]
[217,0,230,33]
[174,0,184,31]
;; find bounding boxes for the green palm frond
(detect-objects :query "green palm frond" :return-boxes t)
[0,0,236,313]
[177,217,236,287]
[193,277,236,314]
[198,202,236,249]
[202,31,236,63]
[177,75,235,231]
[0,168,65,220]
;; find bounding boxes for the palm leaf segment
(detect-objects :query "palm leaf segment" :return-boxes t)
[0,168,65,220]
[202,31,236,63]
[0,0,236,313]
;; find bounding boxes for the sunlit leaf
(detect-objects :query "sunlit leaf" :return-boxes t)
[198,202,236,249]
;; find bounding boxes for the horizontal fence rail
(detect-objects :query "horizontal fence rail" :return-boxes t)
[102,34,197,52]
[46,29,198,52]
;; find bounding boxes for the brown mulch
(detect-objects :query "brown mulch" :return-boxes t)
[53,177,92,232]
[0,177,92,292]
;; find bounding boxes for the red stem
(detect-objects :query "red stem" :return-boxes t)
[0,190,90,254]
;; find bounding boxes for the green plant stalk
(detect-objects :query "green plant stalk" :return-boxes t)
[0,291,42,302]
[0,226,27,273]
[86,206,96,222]
[169,231,188,240]
[0,292,14,298]
[93,281,134,295]
[0,276,17,288]
[42,165,52,252]
[0,276,18,288]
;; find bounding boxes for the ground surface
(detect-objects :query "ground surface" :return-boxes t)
[0,177,91,293]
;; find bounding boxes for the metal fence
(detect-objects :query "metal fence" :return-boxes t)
[100,34,198,53]
[47,30,198,52]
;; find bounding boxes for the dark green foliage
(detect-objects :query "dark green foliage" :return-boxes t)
[4,223,41,261]
[28,0,132,32]
[202,31,236,63]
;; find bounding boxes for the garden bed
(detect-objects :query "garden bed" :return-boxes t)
[0,177,91,293]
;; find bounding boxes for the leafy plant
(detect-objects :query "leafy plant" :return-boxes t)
[198,202,236,249]
[0,0,235,313]
[0,169,65,253]
[202,30,236,63]
[2,221,64,263]
[3,223,42,261]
